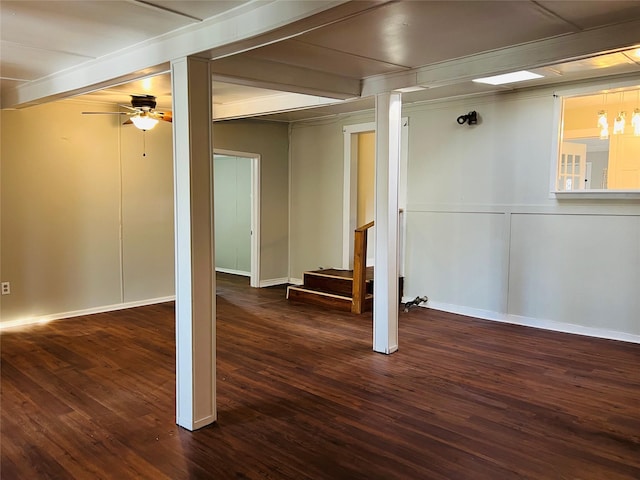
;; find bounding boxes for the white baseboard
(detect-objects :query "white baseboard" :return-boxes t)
[215,267,250,277]
[177,414,217,432]
[0,296,176,331]
[289,277,303,286]
[403,297,640,345]
[259,277,289,288]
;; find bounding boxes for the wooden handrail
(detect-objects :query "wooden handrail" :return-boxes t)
[352,221,374,314]
[355,221,374,232]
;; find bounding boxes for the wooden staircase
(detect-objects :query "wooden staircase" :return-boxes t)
[287,219,403,313]
[286,268,374,312]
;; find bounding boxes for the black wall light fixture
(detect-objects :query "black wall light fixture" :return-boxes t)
[457,111,478,125]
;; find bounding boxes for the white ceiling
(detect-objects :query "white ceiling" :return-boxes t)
[2,1,640,121]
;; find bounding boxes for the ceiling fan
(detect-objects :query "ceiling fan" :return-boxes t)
[82,95,172,130]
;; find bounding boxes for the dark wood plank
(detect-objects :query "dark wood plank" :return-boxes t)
[303,272,354,296]
[287,286,354,311]
[307,267,374,281]
[2,272,639,479]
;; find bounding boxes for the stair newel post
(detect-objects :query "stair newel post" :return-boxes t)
[352,221,373,314]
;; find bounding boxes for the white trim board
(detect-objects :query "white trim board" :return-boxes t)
[191,414,218,431]
[215,267,251,277]
[0,296,176,331]
[259,277,290,288]
[403,298,640,345]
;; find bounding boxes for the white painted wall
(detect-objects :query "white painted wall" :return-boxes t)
[0,99,175,326]
[403,89,639,340]
[357,132,376,266]
[121,109,175,302]
[289,111,374,277]
[213,120,289,284]
[1,105,290,326]
[357,132,375,226]
[508,214,639,332]
[289,85,640,341]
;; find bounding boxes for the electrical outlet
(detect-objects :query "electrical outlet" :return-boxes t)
[1,282,10,295]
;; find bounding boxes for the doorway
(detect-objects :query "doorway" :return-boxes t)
[342,120,409,273]
[213,150,260,287]
[356,131,376,266]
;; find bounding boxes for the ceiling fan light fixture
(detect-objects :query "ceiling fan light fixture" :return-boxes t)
[597,110,609,139]
[131,114,159,131]
[613,111,626,134]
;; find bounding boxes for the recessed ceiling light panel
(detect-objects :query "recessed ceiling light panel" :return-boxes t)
[472,70,543,86]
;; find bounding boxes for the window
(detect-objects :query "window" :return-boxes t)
[555,83,640,195]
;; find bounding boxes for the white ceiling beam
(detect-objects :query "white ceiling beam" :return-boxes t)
[362,19,640,97]
[211,56,360,100]
[213,92,341,120]
[2,0,380,108]
[127,0,204,22]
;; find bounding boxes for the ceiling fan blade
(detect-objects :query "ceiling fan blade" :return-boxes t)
[82,111,130,115]
[119,104,140,112]
[157,111,172,123]
[149,110,172,122]
[122,119,133,125]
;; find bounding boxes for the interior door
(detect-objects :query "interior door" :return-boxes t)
[214,155,251,275]
[558,142,587,191]
[607,134,640,189]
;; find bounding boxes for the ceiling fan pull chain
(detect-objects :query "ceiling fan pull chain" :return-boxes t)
[142,130,147,157]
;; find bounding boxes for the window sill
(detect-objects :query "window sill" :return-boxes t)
[553,190,640,200]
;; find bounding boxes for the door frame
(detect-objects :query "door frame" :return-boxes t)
[342,119,409,274]
[214,149,261,287]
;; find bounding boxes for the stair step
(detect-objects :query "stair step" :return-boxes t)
[287,285,373,312]
[303,271,354,296]
[287,286,352,311]
[303,269,374,296]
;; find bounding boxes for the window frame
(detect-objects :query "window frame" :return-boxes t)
[550,78,640,200]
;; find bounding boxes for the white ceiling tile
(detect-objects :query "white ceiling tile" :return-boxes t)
[538,1,640,30]
[0,1,194,58]
[246,39,407,79]
[295,1,576,68]
[549,52,637,74]
[0,41,93,80]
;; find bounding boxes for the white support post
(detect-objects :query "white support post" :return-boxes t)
[373,92,402,354]
[171,56,217,430]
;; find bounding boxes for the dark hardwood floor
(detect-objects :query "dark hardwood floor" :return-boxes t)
[2,273,639,479]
